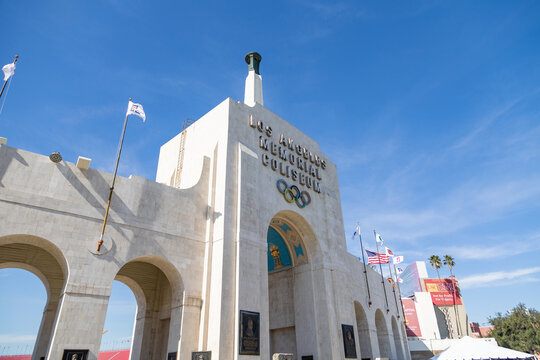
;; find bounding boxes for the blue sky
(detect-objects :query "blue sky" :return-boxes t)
[1,0,540,352]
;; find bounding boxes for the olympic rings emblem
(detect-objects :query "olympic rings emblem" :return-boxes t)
[276,179,311,208]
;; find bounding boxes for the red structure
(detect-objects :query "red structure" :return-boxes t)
[0,349,130,360]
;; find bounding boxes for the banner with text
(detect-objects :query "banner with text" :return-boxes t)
[423,278,462,305]
[402,298,422,337]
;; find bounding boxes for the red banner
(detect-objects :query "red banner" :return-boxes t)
[402,298,422,337]
[423,278,462,305]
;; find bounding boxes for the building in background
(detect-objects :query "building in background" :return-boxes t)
[401,261,473,359]
[470,322,494,338]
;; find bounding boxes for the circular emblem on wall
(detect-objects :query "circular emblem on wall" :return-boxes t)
[276,179,311,208]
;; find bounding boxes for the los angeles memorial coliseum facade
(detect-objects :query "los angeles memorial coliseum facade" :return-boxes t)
[0,53,410,360]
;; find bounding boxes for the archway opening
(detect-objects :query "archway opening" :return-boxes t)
[354,301,372,360]
[0,238,67,360]
[375,310,392,359]
[391,316,405,360]
[100,281,137,355]
[107,258,183,360]
[0,269,47,357]
[267,215,315,360]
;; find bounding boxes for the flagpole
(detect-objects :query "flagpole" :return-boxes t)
[357,223,372,306]
[96,98,131,253]
[394,263,406,320]
[0,55,18,100]
[387,260,401,318]
[374,230,389,312]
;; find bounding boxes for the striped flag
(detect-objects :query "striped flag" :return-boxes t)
[366,249,390,264]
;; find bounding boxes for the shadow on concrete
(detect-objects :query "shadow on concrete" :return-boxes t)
[0,146,29,187]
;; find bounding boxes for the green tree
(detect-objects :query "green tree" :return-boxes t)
[489,303,540,356]
[443,255,462,337]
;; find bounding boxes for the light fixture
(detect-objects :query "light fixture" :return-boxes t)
[76,156,91,169]
[49,152,62,163]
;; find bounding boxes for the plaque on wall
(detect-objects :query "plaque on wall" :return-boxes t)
[341,324,357,358]
[61,349,89,360]
[168,351,178,360]
[192,351,211,360]
[239,310,260,355]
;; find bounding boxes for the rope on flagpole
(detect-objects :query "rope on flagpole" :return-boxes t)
[0,76,12,116]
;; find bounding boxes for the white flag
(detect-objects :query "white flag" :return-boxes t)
[385,246,394,256]
[2,63,15,81]
[126,100,146,122]
[396,267,404,274]
[375,232,383,243]
[352,224,361,239]
[397,277,403,283]
[393,255,404,264]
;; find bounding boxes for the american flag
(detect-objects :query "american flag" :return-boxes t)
[366,249,390,264]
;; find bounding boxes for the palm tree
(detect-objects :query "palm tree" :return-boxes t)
[429,255,451,337]
[444,255,462,337]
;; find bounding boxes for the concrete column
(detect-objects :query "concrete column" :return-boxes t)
[368,327,381,359]
[46,291,109,360]
[387,326,398,360]
[129,307,145,360]
[32,298,60,360]
[244,71,263,107]
[310,266,342,359]
[244,52,263,107]
[178,294,202,360]
[356,325,373,359]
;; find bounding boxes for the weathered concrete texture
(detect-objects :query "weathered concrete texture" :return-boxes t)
[0,143,210,360]
[0,93,411,359]
[272,354,293,360]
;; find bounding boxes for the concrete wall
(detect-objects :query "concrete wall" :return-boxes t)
[0,144,211,360]
[0,95,411,360]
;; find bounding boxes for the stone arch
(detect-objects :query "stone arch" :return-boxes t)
[375,309,392,359]
[266,211,319,360]
[391,316,405,360]
[268,217,309,270]
[0,234,68,360]
[354,301,372,359]
[269,210,321,261]
[110,255,184,360]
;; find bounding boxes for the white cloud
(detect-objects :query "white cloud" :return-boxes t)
[0,334,36,343]
[431,235,540,260]
[460,267,540,289]
[449,98,521,151]
[356,176,540,242]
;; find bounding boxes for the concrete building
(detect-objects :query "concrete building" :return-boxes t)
[470,323,494,338]
[401,262,472,359]
[0,53,410,360]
